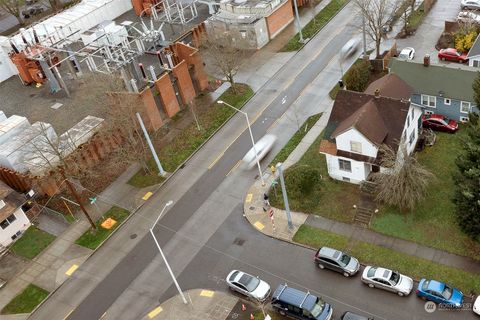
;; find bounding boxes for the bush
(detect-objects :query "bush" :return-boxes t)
[454,30,478,52]
[344,60,371,92]
[280,165,323,209]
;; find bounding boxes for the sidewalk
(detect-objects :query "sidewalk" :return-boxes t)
[243,112,480,275]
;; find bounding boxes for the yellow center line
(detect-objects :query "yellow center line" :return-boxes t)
[148,306,163,318]
[63,309,74,320]
[226,160,241,176]
[142,192,153,200]
[208,152,224,169]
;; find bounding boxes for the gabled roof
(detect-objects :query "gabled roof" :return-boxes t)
[321,90,409,159]
[0,180,25,222]
[467,34,480,58]
[389,59,477,102]
[364,73,413,100]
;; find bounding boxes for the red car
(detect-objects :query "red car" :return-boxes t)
[438,48,468,63]
[422,114,458,133]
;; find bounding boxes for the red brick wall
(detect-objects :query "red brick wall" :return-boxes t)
[171,43,209,91]
[139,87,163,131]
[155,73,180,118]
[173,61,196,105]
[266,0,294,39]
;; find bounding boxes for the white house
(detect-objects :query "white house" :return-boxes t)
[467,34,480,68]
[319,86,421,184]
[0,181,31,248]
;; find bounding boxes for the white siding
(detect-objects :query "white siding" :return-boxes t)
[469,57,480,68]
[0,208,31,247]
[335,128,378,158]
[403,104,421,154]
[325,154,369,184]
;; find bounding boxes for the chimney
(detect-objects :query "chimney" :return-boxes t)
[423,54,430,67]
[374,88,380,97]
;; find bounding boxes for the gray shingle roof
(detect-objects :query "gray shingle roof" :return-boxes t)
[389,59,478,102]
[467,34,480,58]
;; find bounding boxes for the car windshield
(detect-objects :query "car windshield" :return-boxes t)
[422,280,430,291]
[310,299,325,317]
[239,274,260,292]
[390,271,400,285]
[442,285,453,299]
[339,254,351,266]
[367,267,377,278]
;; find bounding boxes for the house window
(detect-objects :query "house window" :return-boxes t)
[411,108,414,120]
[407,116,410,128]
[403,130,407,142]
[424,110,434,115]
[409,130,416,145]
[461,101,471,113]
[11,230,22,241]
[342,177,350,182]
[0,214,16,230]
[421,95,436,107]
[473,60,480,68]
[350,141,362,154]
[444,98,451,105]
[338,159,352,172]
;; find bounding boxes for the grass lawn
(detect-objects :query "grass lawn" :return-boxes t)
[10,226,55,260]
[128,84,254,188]
[408,2,426,30]
[282,0,349,52]
[372,129,480,259]
[75,206,130,250]
[294,225,480,295]
[269,113,322,167]
[1,284,49,314]
[269,132,360,223]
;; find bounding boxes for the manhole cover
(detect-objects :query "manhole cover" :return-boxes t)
[233,238,245,246]
[130,234,137,239]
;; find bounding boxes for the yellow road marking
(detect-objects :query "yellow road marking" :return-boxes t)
[226,160,241,176]
[254,221,265,230]
[65,264,78,276]
[208,152,224,169]
[99,312,107,319]
[245,193,253,203]
[142,192,153,200]
[148,306,163,318]
[63,309,74,320]
[200,290,215,297]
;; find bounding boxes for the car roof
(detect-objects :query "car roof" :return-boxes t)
[400,48,413,53]
[427,280,445,293]
[373,267,391,280]
[272,285,317,311]
[425,114,444,120]
[238,273,254,287]
[319,247,342,260]
[342,311,370,320]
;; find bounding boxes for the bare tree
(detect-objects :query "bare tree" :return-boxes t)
[371,144,434,212]
[0,0,25,25]
[42,0,61,12]
[199,33,247,94]
[355,0,399,57]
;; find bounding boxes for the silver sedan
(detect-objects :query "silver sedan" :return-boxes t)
[361,266,413,297]
[226,270,271,301]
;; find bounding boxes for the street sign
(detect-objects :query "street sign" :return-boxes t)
[271,180,278,186]
[268,208,274,218]
[89,197,97,205]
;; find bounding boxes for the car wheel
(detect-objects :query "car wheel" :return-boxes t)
[398,291,404,297]
[343,272,350,277]
[368,283,375,288]
[420,296,426,300]
[318,264,325,269]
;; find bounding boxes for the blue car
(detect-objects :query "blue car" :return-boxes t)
[416,279,463,307]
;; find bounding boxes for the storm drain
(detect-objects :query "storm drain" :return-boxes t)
[233,238,245,246]
[130,234,137,239]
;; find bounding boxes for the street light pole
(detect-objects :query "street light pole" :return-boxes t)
[292,0,304,43]
[276,163,293,229]
[136,113,166,177]
[217,100,265,186]
[362,11,367,57]
[150,201,188,304]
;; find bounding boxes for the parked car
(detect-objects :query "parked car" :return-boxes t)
[416,279,463,308]
[382,17,393,34]
[457,11,480,24]
[340,311,374,320]
[438,48,468,63]
[271,284,333,320]
[361,266,413,296]
[422,114,459,133]
[341,38,360,58]
[461,0,480,10]
[398,47,415,60]
[241,134,276,170]
[473,296,480,315]
[314,247,360,277]
[226,270,271,302]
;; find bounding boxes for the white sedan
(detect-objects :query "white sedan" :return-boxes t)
[241,134,277,170]
[398,47,415,60]
[226,270,271,301]
[361,266,413,296]
[474,296,480,315]
[340,38,361,58]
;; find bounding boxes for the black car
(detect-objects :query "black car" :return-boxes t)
[314,247,360,277]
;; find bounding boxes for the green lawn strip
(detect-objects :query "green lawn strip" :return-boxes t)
[372,128,480,259]
[75,206,130,250]
[10,226,55,260]
[1,284,49,315]
[269,113,322,167]
[293,225,480,295]
[282,0,349,52]
[128,84,254,188]
[408,2,427,30]
[269,132,359,223]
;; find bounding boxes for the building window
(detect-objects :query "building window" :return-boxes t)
[473,60,480,68]
[461,101,471,113]
[350,141,362,154]
[403,130,407,142]
[421,95,436,107]
[11,231,22,241]
[0,214,17,230]
[411,108,414,120]
[444,98,451,105]
[342,177,350,182]
[409,130,416,145]
[424,110,433,115]
[407,116,410,127]
[339,159,352,172]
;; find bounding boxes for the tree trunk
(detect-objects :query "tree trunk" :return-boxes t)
[375,39,381,58]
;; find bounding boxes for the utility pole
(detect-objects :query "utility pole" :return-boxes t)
[292,0,304,43]
[362,12,367,58]
[60,170,96,229]
[136,113,166,177]
[276,163,293,229]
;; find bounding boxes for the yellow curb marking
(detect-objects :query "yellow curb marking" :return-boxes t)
[208,152,224,169]
[65,264,78,276]
[63,309,74,320]
[148,306,163,318]
[254,221,265,230]
[227,160,241,176]
[245,193,253,203]
[142,192,153,200]
[200,290,215,297]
